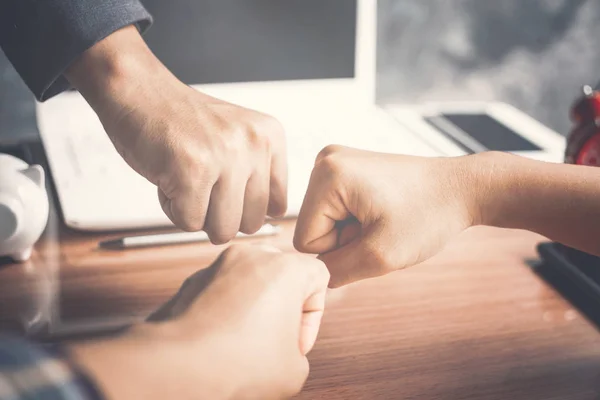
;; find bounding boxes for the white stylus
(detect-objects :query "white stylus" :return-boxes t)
[99,223,281,249]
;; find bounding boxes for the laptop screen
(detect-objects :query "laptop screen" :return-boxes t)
[140,0,357,85]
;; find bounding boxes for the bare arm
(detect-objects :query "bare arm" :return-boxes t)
[471,151,600,255]
[61,24,288,238]
[293,146,600,287]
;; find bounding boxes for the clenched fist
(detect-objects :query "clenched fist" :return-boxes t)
[70,244,330,400]
[66,26,287,243]
[294,145,476,287]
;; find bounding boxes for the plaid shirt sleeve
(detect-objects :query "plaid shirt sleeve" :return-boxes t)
[0,335,104,400]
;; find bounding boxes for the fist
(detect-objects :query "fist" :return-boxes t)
[102,83,287,243]
[65,25,287,243]
[293,145,475,287]
[149,244,330,399]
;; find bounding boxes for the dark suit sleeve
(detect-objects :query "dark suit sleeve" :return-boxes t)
[0,0,153,102]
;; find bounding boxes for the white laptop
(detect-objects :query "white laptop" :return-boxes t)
[35,0,566,232]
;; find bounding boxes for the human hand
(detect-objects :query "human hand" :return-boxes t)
[66,26,287,242]
[69,244,329,400]
[293,145,477,287]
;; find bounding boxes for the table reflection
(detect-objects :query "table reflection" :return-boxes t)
[0,210,293,340]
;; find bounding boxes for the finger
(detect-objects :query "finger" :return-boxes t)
[240,160,270,234]
[314,144,350,163]
[318,241,381,288]
[204,172,248,244]
[319,222,397,288]
[266,122,288,218]
[278,258,328,394]
[158,183,212,232]
[337,219,362,247]
[281,257,329,354]
[293,169,351,255]
[300,289,327,355]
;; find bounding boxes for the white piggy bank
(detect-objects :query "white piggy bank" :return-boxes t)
[0,154,49,262]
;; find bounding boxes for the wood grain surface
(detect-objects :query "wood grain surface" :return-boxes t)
[1,220,599,400]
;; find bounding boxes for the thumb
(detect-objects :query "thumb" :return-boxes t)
[293,179,352,255]
[300,289,327,355]
[318,220,398,288]
[281,256,330,355]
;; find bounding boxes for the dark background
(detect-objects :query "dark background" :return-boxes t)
[2,0,599,143]
[141,0,356,84]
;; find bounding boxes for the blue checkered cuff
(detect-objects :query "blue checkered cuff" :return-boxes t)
[0,335,103,400]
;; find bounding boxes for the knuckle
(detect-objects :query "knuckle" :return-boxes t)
[314,149,348,179]
[207,119,248,158]
[260,114,285,136]
[315,144,345,164]
[180,142,211,169]
[246,131,273,161]
[292,233,308,253]
[225,125,249,155]
[245,127,269,149]
[255,114,285,151]
[175,148,218,189]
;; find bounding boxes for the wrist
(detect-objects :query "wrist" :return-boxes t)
[436,153,490,230]
[464,151,526,229]
[65,25,172,120]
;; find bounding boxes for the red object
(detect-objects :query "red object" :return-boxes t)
[576,133,600,166]
[565,85,600,166]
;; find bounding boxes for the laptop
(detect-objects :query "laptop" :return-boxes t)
[35,0,566,232]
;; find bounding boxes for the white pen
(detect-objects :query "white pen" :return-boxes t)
[99,223,281,249]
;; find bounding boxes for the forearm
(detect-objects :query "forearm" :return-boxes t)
[467,151,600,255]
[67,324,232,400]
[64,25,171,120]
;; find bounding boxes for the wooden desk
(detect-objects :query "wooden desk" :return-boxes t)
[1,218,600,399]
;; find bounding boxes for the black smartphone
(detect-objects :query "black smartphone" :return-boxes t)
[536,242,600,328]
